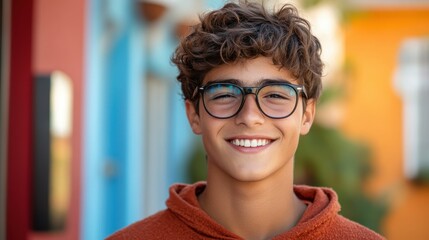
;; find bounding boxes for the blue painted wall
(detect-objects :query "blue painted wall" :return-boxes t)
[82,0,225,239]
[83,0,145,238]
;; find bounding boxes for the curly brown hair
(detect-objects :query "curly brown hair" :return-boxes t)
[172,1,323,106]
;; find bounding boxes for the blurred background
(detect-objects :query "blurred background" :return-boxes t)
[1,0,429,239]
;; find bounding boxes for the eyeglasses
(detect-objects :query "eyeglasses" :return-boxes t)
[195,82,307,119]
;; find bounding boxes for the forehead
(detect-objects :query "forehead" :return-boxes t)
[202,57,297,85]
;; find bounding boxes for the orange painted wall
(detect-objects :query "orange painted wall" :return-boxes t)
[342,8,429,240]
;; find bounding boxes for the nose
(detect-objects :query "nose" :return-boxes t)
[234,94,265,126]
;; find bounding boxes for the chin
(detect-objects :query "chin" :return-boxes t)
[230,161,292,183]
[230,169,275,183]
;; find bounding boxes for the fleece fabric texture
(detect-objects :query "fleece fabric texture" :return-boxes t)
[107,182,384,240]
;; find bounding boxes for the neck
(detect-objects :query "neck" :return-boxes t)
[198,164,306,240]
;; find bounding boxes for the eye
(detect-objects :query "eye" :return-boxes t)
[211,93,237,100]
[205,84,241,101]
[262,90,292,100]
[265,93,289,99]
[260,85,296,99]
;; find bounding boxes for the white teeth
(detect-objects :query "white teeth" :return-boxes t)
[231,139,271,148]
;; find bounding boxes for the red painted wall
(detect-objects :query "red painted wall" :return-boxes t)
[31,0,85,239]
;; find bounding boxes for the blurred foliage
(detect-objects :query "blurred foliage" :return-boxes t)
[317,84,344,106]
[301,0,327,9]
[413,169,429,183]
[295,123,388,232]
[188,140,207,182]
[299,0,370,24]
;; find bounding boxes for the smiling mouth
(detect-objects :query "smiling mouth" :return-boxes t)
[230,139,272,148]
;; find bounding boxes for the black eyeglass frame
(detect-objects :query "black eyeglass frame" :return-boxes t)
[194,82,308,119]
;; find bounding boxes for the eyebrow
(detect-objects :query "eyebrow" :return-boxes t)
[205,78,293,86]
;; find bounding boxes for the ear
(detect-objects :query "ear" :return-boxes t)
[300,99,316,135]
[185,100,202,135]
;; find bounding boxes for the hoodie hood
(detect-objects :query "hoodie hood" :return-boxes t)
[166,182,343,239]
[166,182,241,239]
[108,182,383,240]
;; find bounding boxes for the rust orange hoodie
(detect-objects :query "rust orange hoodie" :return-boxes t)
[107,182,384,239]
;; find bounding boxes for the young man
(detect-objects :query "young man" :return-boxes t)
[108,1,384,239]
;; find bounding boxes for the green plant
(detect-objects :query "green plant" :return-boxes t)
[295,123,388,232]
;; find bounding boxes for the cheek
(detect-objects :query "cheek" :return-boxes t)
[276,118,303,150]
[199,115,225,138]
[199,122,224,159]
[278,116,302,135]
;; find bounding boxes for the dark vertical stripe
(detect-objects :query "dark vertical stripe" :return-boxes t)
[32,75,51,231]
